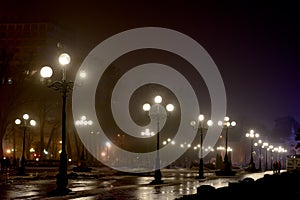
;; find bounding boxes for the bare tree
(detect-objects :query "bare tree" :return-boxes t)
[0,41,39,158]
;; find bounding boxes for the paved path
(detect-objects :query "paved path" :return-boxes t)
[0,167,278,199]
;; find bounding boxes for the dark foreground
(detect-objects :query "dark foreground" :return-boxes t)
[176,170,300,199]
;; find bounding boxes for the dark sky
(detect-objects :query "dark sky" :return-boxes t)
[1,1,300,132]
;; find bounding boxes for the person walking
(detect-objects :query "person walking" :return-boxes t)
[277,160,281,173]
[273,161,278,173]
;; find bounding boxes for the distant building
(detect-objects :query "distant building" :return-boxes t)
[0,18,72,81]
[0,17,79,160]
[272,116,300,156]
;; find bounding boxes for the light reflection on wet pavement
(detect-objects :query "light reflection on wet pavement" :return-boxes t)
[0,168,276,200]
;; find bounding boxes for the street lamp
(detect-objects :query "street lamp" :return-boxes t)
[40,52,73,195]
[74,116,93,172]
[262,142,269,171]
[15,114,36,175]
[106,142,111,161]
[254,140,263,171]
[143,95,174,184]
[190,114,213,179]
[217,116,236,176]
[268,145,273,170]
[245,129,259,172]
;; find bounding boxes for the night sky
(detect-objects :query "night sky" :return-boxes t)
[1,1,300,136]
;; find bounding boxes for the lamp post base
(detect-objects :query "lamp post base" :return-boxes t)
[49,151,71,196]
[196,158,205,179]
[149,169,164,185]
[48,187,72,197]
[215,161,236,176]
[246,162,258,172]
[196,176,206,179]
[195,175,206,179]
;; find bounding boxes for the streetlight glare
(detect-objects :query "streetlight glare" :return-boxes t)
[23,114,29,120]
[143,103,151,111]
[258,139,262,144]
[15,119,21,125]
[30,120,36,126]
[40,66,53,78]
[106,142,111,148]
[231,121,236,127]
[207,120,213,126]
[198,114,204,121]
[166,104,174,112]
[190,120,196,127]
[58,53,71,66]
[218,121,223,126]
[79,70,86,78]
[224,116,230,121]
[154,95,162,104]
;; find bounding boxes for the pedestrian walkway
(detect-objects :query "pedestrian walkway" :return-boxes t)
[0,167,289,199]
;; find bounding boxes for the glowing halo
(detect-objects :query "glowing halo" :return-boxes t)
[72,27,226,173]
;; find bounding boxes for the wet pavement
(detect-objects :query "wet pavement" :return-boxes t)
[0,166,275,200]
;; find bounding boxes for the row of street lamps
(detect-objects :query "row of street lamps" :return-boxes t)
[245,129,288,172]
[180,114,237,178]
[143,97,238,181]
[14,114,36,175]
[245,129,260,171]
[254,140,271,171]
[11,51,286,196]
[40,53,73,195]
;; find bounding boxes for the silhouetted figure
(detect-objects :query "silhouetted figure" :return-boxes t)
[273,161,278,173]
[277,160,281,173]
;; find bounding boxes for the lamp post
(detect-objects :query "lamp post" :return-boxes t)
[12,127,16,169]
[40,52,73,195]
[106,142,111,161]
[254,140,263,171]
[245,129,259,172]
[217,116,236,176]
[15,114,36,175]
[262,142,269,171]
[190,114,213,179]
[273,147,279,168]
[143,95,174,184]
[268,145,273,170]
[74,116,93,172]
